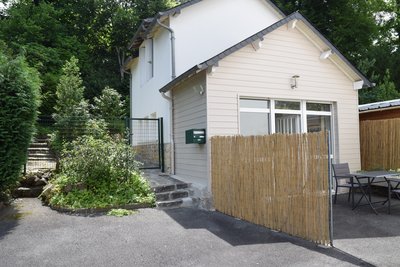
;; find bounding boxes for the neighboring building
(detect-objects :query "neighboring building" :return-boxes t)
[125,0,372,205]
[359,99,400,121]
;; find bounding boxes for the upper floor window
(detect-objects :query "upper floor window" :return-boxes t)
[140,38,154,85]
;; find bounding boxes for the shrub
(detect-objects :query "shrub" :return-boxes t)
[46,136,154,209]
[0,50,41,196]
[51,57,89,152]
[92,87,126,134]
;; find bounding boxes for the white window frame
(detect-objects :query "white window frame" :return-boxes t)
[140,38,154,86]
[239,98,271,135]
[239,98,333,135]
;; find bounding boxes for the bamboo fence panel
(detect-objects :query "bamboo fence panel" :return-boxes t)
[360,119,400,171]
[211,132,330,245]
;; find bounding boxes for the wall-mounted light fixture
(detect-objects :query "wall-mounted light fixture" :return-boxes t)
[193,84,205,95]
[291,75,300,89]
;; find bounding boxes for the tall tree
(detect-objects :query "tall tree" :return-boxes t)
[275,0,400,103]
[0,0,178,115]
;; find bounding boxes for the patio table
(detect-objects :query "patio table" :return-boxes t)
[349,171,400,215]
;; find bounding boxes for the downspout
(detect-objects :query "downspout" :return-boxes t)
[156,19,176,79]
[161,91,175,175]
[157,18,176,174]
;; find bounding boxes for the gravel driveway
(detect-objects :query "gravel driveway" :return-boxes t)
[0,198,372,267]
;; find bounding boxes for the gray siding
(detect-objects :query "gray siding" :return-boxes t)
[173,73,208,184]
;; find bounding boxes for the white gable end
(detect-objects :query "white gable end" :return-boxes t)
[170,0,281,75]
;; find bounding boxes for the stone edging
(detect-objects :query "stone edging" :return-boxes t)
[48,202,154,215]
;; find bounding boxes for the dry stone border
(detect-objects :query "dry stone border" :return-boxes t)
[13,170,53,198]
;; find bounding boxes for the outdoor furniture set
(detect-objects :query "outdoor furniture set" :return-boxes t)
[333,163,400,214]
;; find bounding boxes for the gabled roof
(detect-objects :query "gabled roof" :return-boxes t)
[160,12,373,93]
[359,99,400,112]
[128,0,285,50]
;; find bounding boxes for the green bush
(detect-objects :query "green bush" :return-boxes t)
[0,50,41,196]
[51,57,90,152]
[46,136,154,209]
[92,87,126,134]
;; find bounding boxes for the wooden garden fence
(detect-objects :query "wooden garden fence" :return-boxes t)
[211,132,331,245]
[360,118,400,171]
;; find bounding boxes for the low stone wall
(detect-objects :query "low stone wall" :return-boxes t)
[133,143,159,168]
[133,142,172,173]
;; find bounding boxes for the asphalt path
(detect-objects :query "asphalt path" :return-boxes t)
[0,198,373,267]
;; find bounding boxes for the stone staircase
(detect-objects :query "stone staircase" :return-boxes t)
[153,182,198,209]
[144,170,198,209]
[26,136,57,171]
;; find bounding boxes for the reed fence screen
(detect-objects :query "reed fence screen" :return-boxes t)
[211,132,330,245]
[360,118,400,171]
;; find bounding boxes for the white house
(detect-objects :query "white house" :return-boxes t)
[125,0,372,205]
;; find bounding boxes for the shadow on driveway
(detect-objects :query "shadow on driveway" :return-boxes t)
[333,193,400,240]
[164,208,374,267]
[0,203,21,241]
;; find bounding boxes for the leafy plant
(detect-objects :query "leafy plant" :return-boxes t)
[92,87,126,134]
[45,136,154,209]
[93,87,126,120]
[107,209,137,217]
[0,49,41,194]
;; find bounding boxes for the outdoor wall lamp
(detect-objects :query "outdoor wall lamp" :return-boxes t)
[193,84,205,95]
[291,75,300,89]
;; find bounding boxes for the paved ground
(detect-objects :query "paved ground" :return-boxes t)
[333,193,400,267]
[0,199,372,267]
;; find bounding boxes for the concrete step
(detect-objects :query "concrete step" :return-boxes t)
[28,153,54,159]
[152,182,190,194]
[28,147,50,152]
[28,147,51,155]
[28,152,54,158]
[156,197,198,209]
[33,139,50,143]
[30,142,48,148]
[156,199,183,209]
[13,186,44,198]
[156,189,189,201]
[28,156,56,161]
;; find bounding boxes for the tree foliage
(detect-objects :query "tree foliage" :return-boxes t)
[1,0,399,108]
[52,57,90,150]
[93,87,126,121]
[0,0,178,115]
[274,0,400,103]
[0,48,41,194]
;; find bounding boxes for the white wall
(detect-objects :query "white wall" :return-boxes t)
[131,28,172,142]
[171,0,281,75]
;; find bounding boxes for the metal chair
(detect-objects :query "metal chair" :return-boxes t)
[383,177,400,214]
[332,163,367,205]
